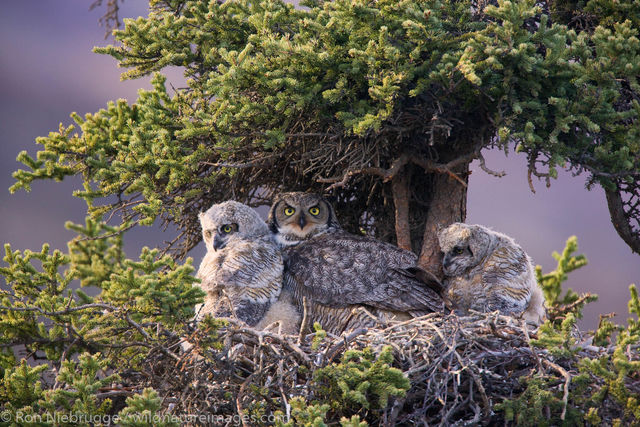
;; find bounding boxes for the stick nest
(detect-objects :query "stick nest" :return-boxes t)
[114,312,634,426]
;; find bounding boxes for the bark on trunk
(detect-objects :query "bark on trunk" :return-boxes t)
[605,187,640,255]
[391,168,412,251]
[417,163,470,276]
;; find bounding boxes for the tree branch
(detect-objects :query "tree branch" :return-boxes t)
[0,303,116,316]
[90,0,124,38]
[605,187,640,255]
[477,152,506,177]
[319,150,477,191]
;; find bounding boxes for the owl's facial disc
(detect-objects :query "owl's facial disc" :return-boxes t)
[277,218,326,241]
[442,245,473,276]
[268,194,339,246]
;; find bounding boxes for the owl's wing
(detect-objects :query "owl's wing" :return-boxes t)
[481,246,534,314]
[284,232,443,312]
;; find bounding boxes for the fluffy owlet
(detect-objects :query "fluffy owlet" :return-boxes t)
[268,192,444,335]
[196,201,298,331]
[437,223,546,325]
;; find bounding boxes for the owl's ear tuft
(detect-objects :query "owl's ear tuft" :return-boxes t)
[321,196,341,229]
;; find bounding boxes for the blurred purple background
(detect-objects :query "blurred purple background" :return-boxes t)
[1,1,638,330]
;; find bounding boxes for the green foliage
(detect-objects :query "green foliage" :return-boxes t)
[0,212,204,422]
[496,376,578,426]
[537,236,588,307]
[118,388,179,427]
[11,0,472,246]
[460,0,640,186]
[0,215,203,399]
[531,237,593,357]
[592,312,620,347]
[274,397,330,427]
[499,240,640,426]
[10,0,640,256]
[340,415,368,427]
[96,0,472,136]
[311,322,327,350]
[273,394,370,426]
[0,354,117,426]
[0,361,47,412]
[532,313,579,358]
[40,353,117,420]
[193,315,228,352]
[577,284,640,425]
[3,0,640,424]
[314,346,409,413]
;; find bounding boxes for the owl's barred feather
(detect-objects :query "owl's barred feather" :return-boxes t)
[438,223,546,325]
[195,201,299,331]
[283,232,442,312]
[269,192,444,335]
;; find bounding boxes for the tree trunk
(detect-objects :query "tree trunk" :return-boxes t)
[417,164,469,276]
[391,168,412,251]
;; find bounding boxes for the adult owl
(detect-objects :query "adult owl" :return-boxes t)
[268,192,444,335]
[437,223,546,325]
[195,201,299,332]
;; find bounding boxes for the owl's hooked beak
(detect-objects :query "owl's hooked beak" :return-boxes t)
[213,234,227,251]
[298,213,307,229]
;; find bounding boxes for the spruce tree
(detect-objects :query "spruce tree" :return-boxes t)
[11,0,640,271]
[2,0,640,424]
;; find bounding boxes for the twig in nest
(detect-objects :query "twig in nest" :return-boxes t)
[384,396,406,427]
[521,319,543,373]
[542,359,570,420]
[225,319,311,365]
[298,296,310,344]
[236,371,259,427]
[452,340,490,420]
[324,328,369,364]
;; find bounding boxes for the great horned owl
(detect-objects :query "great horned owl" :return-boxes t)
[196,201,299,332]
[268,192,444,335]
[437,223,546,325]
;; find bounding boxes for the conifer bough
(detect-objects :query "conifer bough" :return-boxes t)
[11,0,640,265]
[3,1,640,423]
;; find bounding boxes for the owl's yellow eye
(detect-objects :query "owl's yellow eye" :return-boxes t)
[284,207,295,216]
[309,206,320,216]
[453,247,465,255]
[222,225,233,233]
